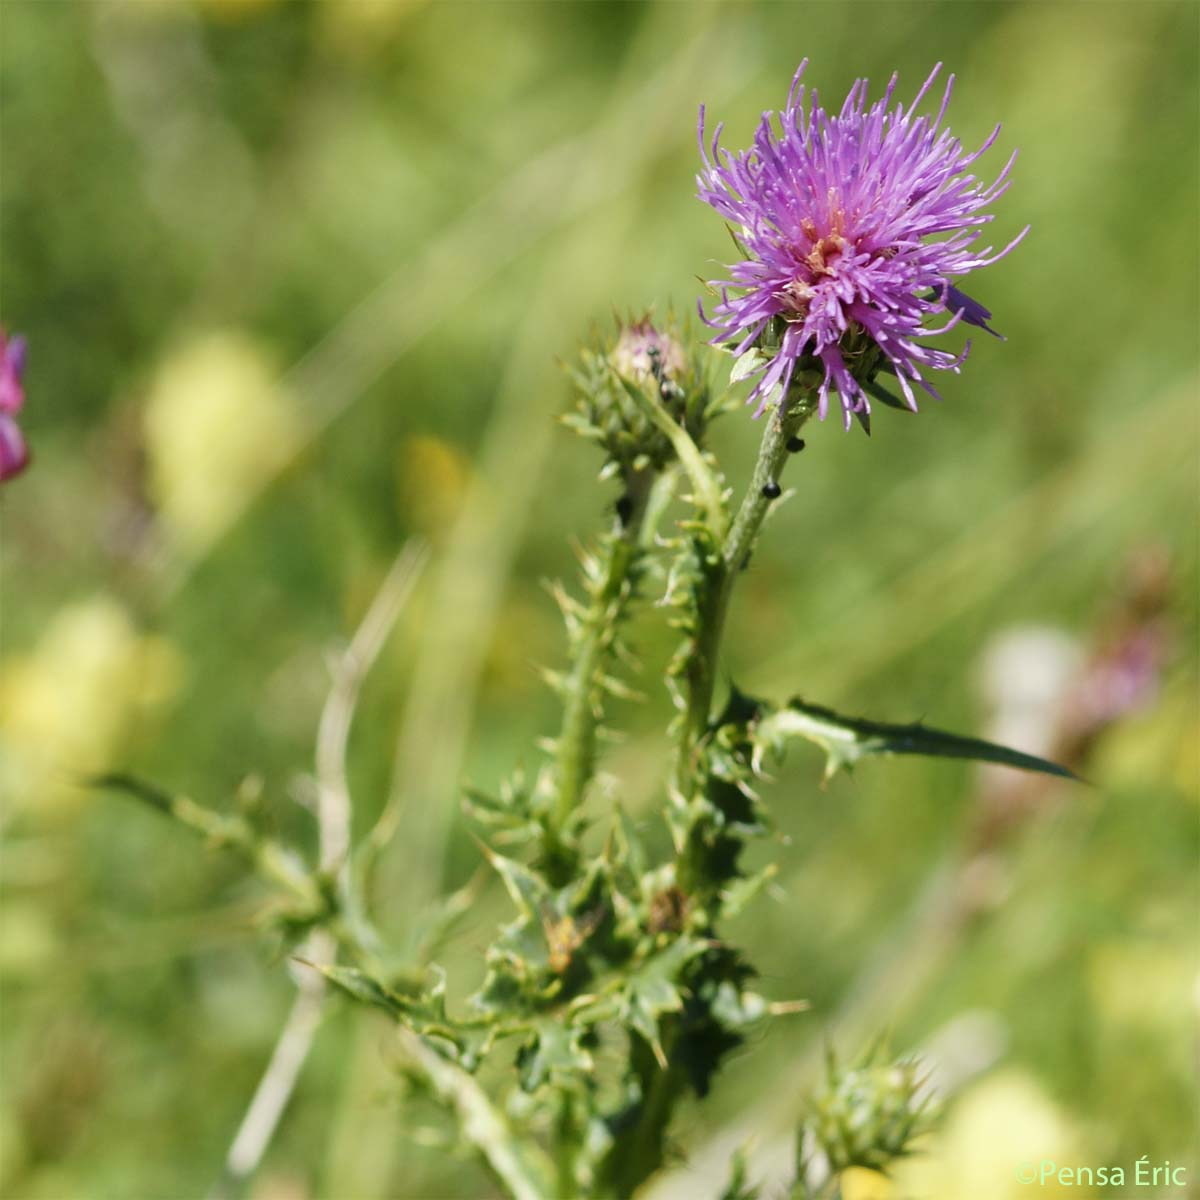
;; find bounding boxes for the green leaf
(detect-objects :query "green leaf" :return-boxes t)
[516,1019,594,1092]
[618,937,709,1064]
[472,955,531,1015]
[718,864,777,921]
[729,347,769,384]
[311,963,405,1018]
[609,802,647,884]
[476,841,550,918]
[315,963,500,1068]
[755,699,1080,783]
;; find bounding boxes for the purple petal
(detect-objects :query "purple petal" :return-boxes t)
[0,412,29,482]
[6,335,27,378]
[0,331,26,414]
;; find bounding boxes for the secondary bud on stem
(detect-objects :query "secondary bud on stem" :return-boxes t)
[611,318,688,388]
[564,313,710,483]
[804,1045,938,1177]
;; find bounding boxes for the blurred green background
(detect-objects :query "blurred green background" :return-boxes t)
[1,1,1196,1198]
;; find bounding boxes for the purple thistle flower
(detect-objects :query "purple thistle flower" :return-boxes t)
[698,61,1025,428]
[0,330,29,482]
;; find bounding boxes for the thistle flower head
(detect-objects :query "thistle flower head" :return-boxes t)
[698,61,1025,428]
[0,329,29,482]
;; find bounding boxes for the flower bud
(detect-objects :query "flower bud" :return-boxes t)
[610,319,687,389]
[807,1048,936,1174]
[565,314,709,477]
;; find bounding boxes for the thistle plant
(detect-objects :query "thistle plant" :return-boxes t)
[98,60,1072,1200]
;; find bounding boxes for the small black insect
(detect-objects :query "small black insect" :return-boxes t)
[786,436,806,453]
[615,494,634,525]
[761,481,782,500]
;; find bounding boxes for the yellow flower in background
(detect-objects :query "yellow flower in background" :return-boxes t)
[1091,678,1198,798]
[395,434,469,541]
[318,0,429,54]
[892,1070,1085,1200]
[0,597,184,813]
[144,331,299,553]
[841,1166,894,1200]
[1089,941,1193,1039]
[0,900,58,979]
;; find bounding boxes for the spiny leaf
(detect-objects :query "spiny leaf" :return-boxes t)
[618,937,710,1066]
[473,955,532,1015]
[312,962,498,1064]
[718,864,778,921]
[308,962,405,1018]
[609,802,647,883]
[516,1019,595,1092]
[475,840,550,918]
[754,699,1079,783]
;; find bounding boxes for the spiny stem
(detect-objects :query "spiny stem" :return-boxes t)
[605,1030,686,1198]
[672,390,815,800]
[722,392,815,579]
[551,531,635,822]
[549,470,653,849]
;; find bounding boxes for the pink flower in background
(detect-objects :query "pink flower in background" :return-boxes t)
[0,330,29,482]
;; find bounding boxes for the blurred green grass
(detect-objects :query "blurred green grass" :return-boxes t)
[1,2,1196,1198]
